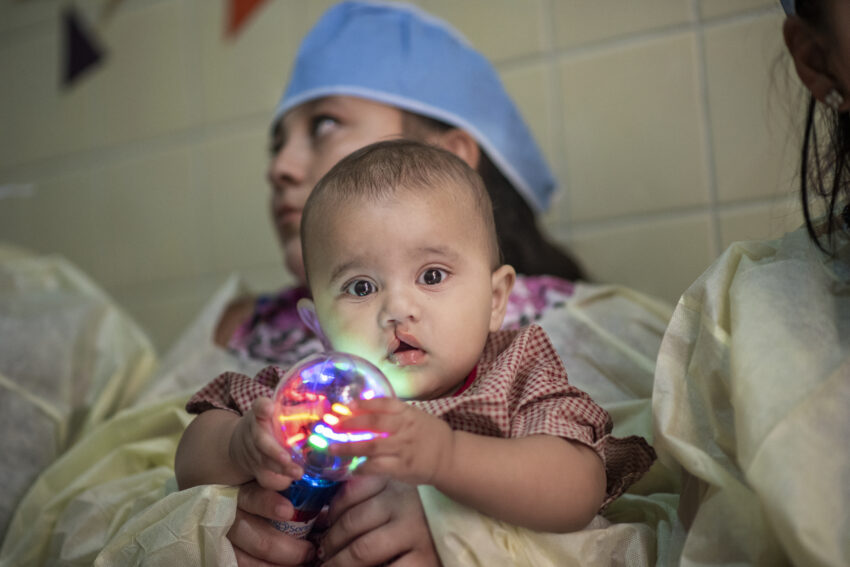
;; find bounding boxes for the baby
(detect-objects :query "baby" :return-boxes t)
[176,140,654,535]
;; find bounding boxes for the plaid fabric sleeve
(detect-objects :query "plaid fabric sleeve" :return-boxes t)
[414,324,656,509]
[185,365,284,416]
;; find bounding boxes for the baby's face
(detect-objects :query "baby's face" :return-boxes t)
[306,188,501,400]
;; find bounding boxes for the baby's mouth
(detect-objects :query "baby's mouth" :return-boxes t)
[387,335,425,366]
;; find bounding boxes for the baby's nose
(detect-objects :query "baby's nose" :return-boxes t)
[379,288,420,327]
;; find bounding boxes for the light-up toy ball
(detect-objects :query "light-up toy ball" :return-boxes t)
[270,352,395,538]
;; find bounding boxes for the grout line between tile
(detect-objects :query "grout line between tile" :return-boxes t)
[0,111,273,182]
[495,5,781,73]
[691,0,723,259]
[184,0,213,277]
[3,3,782,190]
[538,0,572,233]
[103,262,291,298]
[0,0,177,47]
[568,192,796,237]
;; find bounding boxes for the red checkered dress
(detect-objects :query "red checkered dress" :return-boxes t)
[187,324,655,509]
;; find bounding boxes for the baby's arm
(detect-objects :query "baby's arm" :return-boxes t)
[175,397,302,491]
[331,398,605,533]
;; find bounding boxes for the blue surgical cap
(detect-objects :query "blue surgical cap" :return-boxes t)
[274,0,556,213]
[780,0,795,15]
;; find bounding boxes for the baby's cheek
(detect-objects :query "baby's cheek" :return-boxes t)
[327,326,379,363]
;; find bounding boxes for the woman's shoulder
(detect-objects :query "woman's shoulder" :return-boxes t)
[213,286,311,349]
[213,294,257,348]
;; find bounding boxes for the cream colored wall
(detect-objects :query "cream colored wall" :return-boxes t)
[0,0,804,353]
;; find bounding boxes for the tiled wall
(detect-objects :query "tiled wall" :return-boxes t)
[0,0,804,353]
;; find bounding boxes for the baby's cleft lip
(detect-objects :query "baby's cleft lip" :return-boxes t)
[386,331,426,366]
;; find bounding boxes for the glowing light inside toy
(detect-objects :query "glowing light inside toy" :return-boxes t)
[272,352,395,482]
[278,412,322,423]
[331,403,352,416]
[286,432,306,447]
[313,423,376,444]
[348,456,366,471]
[308,434,329,449]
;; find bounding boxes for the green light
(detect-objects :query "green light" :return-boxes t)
[308,434,329,449]
[348,456,366,471]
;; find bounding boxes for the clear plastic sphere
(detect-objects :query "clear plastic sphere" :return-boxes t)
[271,352,395,482]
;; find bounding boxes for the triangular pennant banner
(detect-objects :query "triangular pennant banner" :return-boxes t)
[62,6,105,88]
[226,0,270,38]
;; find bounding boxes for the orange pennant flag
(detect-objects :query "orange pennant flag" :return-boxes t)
[226,0,270,38]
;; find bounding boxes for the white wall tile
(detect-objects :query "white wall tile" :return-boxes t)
[89,147,201,287]
[718,199,801,249]
[567,215,715,304]
[113,274,231,355]
[700,0,777,20]
[0,0,53,33]
[93,1,201,146]
[419,0,545,61]
[704,15,801,203]
[559,33,710,222]
[0,0,805,350]
[195,128,283,273]
[8,171,105,282]
[501,63,557,172]
[198,0,327,124]
[553,0,692,50]
[0,31,103,168]
[113,265,294,353]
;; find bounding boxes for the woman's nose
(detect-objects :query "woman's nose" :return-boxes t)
[380,288,420,327]
[267,139,307,194]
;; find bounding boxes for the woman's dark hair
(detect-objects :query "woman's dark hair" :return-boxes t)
[477,152,584,280]
[402,112,585,280]
[795,0,850,252]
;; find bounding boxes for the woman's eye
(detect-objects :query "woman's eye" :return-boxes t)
[344,280,376,297]
[419,268,447,285]
[269,132,284,156]
[312,115,339,138]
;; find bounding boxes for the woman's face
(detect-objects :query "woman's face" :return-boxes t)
[268,96,406,284]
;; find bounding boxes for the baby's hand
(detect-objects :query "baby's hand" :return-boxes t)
[230,397,303,491]
[329,398,454,486]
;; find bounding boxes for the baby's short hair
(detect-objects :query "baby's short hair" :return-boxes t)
[301,139,501,275]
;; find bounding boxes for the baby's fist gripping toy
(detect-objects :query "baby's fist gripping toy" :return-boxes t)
[270,352,395,538]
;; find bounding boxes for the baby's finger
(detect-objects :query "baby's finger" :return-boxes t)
[251,396,275,415]
[328,438,387,458]
[267,459,304,482]
[349,455,400,478]
[352,397,404,411]
[334,412,401,435]
[255,429,295,463]
[256,449,302,481]
[250,398,278,429]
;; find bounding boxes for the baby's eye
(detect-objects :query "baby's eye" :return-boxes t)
[419,268,447,286]
[344,279,376,297]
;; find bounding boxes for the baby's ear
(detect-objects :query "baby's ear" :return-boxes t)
[489,265,516,332]
[297,298,332,351]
